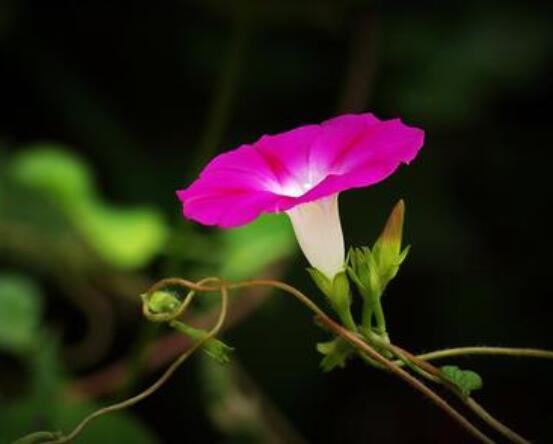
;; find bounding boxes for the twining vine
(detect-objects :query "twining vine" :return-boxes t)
[14,276,553,444]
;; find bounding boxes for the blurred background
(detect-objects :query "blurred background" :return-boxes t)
[1,1,553,443]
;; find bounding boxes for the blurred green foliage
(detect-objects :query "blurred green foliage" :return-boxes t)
[0,143,297,442]
[0,274,159,443]
[0,274,42,354]
[9,146,168,270]
[219,214,296,280]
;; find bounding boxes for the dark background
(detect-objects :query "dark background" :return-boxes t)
[1,1,552,443]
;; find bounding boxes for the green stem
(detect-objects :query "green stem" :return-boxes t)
[372,297,387,336]
[415,346,553,362]
[361,300,373,331]
[339,307,358,332]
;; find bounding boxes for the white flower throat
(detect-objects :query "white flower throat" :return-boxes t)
[286,193,345,279]
[274,166,326,198]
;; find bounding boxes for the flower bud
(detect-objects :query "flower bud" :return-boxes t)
[372,199,409,285]
[147,290,180,314]
[349,200,409,302]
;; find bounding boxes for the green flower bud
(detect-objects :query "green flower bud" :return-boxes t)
[347,200,410,335]
[349,200,410,300]
[146,290,180,314]
[372,199,410,286]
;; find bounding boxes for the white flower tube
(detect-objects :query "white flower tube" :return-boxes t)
[286,193,345,279]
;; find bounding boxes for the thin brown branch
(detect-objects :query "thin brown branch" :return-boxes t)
[68,268,283,398]
[313,315,494,444]
[379,340,531,444]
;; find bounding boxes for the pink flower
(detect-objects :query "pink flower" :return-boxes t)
[178,113,424,278]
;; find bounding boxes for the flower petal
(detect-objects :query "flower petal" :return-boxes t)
[177,113,424,227]
[178,178,281,227]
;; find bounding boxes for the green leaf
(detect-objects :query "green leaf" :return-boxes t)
[0,274,43,353]
[170,321,233,365]
[10,145,94,205]
[219,214,295,280]
[440,365,483,398]
[316,337,354,371]
[9,146,169,270]
[76,203,168,270]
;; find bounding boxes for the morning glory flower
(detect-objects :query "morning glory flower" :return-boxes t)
[177,113,424,279]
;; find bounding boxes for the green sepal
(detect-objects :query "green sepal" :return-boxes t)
[170,320,233,365]
[307,268,356,330]
[146,290,180,315]
[316,337,354,372]
[347,247,379,304]
[440,365,483,398]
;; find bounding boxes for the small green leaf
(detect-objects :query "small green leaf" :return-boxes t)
[316,337,354,371]
[440,365,483,398]
[170,321,233,365]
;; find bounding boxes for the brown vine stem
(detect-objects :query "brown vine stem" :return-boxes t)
[225,279,494,444]
[416,346,553,362]
[42,278,229,444]
[20,277,525,444]
[135,277,493,442]
[312,315,494,444]
[373,339,531,444]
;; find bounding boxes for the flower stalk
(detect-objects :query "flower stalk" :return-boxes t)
[348,200,408,339]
